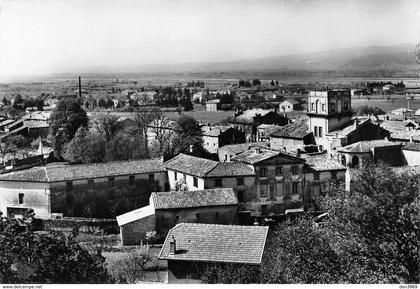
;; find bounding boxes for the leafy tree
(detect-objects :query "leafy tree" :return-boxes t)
[2,97,7,106]
[169,116,204,157]
[91,114,122,142]
[98,98,106,108]
[262,217,344,284]
[148,115,174,157]
[49,98,88,157]
[0,213,111,283]
[134,108,162,158]
[319,163,420,283]
[105,130,146,162]
[252,79,261,86]
[356,105,385,116]
[64,127,106,164]
[6,135,29,148]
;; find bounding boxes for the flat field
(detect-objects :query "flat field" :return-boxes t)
[352,98,420,113]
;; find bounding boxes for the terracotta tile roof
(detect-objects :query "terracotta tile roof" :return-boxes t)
[218,142,269,156]
[202,125,230,137]
[151,188,237,210]
[158,223,269,265]
[338,140,400,153]
[270,116,310,139]
[380,120,417,130]
[231,147,304,165]
[164,154,218,177]
[0,158,165,182]
[301,153,346,171]
[231,148,280,164]
[390,130,420,141]
[205,162,255,177]
[233,109,273,123]
[392,166,420,175]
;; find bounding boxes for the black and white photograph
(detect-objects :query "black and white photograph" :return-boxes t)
[0,0,419,285]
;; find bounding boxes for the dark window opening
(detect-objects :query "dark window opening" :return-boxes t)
[275,167,282,175]
[260,167,267,177]
[215,212,219,220]
[18,193,24,204]
[66,181,73,192]
[148,174,155,183]
[129,175,135,186]
[292,182,298,194]
[331,171,337,179]
[314,172,320,180]
[196,213,200,220]
[237,177,244,186]
[292,166,298,175]
[238,190,244,202]
[108,177,115,187]
[193,177,199,187]
[215,178,222,187]
[174,171,178,180]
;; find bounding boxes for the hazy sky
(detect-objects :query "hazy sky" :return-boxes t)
[0,0,419,78]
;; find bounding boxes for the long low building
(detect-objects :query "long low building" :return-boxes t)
[0,158,168,219]
[116,188,238,245]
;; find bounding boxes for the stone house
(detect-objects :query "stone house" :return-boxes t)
[202,126,245,154]
[116,188,238,245]
[0,158,168,219]
[279,99,300,112]
[391,108,415,119]
[301,152,346,210]
[270,116,315,152]
[231,147,306,216]
[338,140,404,168]
[158,223,269,284]
[229,109,290,142]
[256,124,283,142]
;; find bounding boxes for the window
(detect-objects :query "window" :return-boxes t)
[314,126,318,137]
[331,103,336,112]
[215,178,222,187]
[318,127,323,137]
[129,175,135,186]
[322,104,325,111]
[260,184,268,197]
[237,190,244,202]
[149,174,155,183]
[344,101,349,110]
[18,193,24,204]
[331,171,337,179]
[108,177,115,187]
[193,177,199,187]
[196,213,200,220]
[260,167,267,177]
[276,183,283,196]
[314,172,320,180]
[311,103,315,110]
[215,212,219,220]
[292,182,298,194]
[275,167,282,175]
[175,215,179,222]
[291,166,298,175]
[66,181,73,192]
[174,171,178,180]
[237,177,244,186]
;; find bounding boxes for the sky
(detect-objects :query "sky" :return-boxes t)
[0,0,419,78]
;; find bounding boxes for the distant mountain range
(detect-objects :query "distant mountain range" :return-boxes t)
[87,43,419,77]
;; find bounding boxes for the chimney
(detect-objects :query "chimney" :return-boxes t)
[410,136,414,143]
[169,236,176,255]
[78,76,82,98]
[354,117,360,129]
[254,147,260,155]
